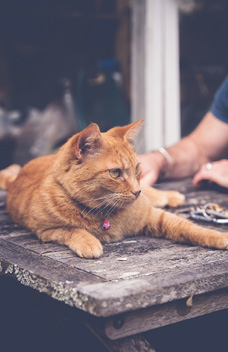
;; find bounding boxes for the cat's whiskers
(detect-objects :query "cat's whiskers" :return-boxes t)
[85,193,123,220]
[86,192,125,207]
[96,196,120,217]
[83,199,109,218]
[82,194,119,218]
[86,194,117,205]
[72,188,133,221]
[103,198,122,219]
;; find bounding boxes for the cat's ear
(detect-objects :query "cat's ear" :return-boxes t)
[124,118,145,142]
[108,118,144,143]
[75,123,103,160]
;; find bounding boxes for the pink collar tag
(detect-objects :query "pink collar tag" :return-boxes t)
[101,220,111,230]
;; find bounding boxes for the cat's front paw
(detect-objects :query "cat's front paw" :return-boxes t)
[209,233,228,250]
[71,236,103,259]
[164,191,185,207]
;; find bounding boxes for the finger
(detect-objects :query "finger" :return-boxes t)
[193,170,210,185]
[140,172,158,186]
[193,170,213,187]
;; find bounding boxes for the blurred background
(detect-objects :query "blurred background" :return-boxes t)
[1,2,228,351]
[0,0,228,167]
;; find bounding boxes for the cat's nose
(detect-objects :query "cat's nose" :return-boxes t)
[131,189,141,198]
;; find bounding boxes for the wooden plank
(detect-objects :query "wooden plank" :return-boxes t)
[54,239,228,281]
[2,233,69,254]
[42,237,175,273]
[0,239,106,313]
[0,208,26,235]
[77,258,228,317]
[86,316,156,352]
[4,227,226,287]
[0,239,103,287]
[104,288,228,339]
[85,313,156,352]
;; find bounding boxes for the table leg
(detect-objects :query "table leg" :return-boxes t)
[85,318,156,352]
[99,334,157,352]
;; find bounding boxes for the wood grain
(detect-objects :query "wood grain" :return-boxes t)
[104,288,228,339]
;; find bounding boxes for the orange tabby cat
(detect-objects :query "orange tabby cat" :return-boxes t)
[0,119,228,258]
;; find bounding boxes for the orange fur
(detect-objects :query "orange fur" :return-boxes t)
[0,164,21,190]
[1,120,228,258]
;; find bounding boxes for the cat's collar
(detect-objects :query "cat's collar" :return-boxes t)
[74,199,111,229]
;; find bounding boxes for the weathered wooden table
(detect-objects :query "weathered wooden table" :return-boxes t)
[1,178,228,351]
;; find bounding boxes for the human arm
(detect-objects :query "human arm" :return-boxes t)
[139,112,228,185]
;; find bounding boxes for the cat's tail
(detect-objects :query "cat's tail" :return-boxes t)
[0,164,21,190]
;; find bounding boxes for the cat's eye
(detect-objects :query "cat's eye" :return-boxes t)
[109,169,121,179]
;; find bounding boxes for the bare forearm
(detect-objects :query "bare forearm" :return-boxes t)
[140,112,228,185]
[166,136,209,179]
[157,112,228,179]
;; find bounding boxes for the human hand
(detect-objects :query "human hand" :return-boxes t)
[139,152,163,186]
[193,159,228,189]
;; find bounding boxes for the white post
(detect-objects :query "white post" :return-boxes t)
[131,0,180,152]
[131,0,146,153]
[163,0,181,146]
[144,0,164,150]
